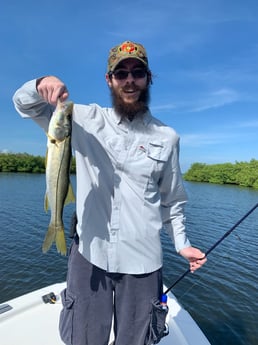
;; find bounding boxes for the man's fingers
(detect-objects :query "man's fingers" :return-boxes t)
[59,91,69,102]
[36,76,69,105]
[50,86,68,105]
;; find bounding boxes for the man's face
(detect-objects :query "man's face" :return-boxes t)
[106,58,150,119]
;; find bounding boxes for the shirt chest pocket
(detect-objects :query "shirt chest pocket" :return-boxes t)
[135,141,171,184]
[147,142,170,163]
[142,142,171,197]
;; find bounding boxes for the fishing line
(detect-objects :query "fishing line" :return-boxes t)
[174,234,242,300]
[173,251,223,301]
[164,202,258,295]
[173,226,246,301]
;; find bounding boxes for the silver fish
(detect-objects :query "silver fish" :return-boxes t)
[43,99,75,255]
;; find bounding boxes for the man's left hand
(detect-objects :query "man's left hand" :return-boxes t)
[179,247,207,272]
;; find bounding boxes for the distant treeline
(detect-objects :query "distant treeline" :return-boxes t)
[184,159,258,189]
[0,153,76,174]
[2,153,258,189]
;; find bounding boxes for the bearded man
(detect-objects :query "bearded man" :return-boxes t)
[13,40,206,345]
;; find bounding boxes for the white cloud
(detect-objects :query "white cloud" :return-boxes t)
[234,120,258,128]
[189,88,240,112]
[151,103,177,112]
[153,88,240,114]
[0,149,11,154]
[180,133,231,147]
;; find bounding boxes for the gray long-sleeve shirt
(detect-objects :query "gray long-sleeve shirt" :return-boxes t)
[13,79,190,274]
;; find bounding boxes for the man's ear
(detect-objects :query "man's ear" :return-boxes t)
[105,73,112,88]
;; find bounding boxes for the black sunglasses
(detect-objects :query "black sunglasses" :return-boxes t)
[110,68,147,80]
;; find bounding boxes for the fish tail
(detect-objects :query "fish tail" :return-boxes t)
[56,229,67,256]
[42,224,56,253]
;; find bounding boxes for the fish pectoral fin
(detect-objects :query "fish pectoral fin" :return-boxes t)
[64,182,75,206]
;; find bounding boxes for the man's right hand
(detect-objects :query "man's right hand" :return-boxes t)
[36,76,69,105]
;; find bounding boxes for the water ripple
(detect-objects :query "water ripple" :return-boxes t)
[1,175,258,345]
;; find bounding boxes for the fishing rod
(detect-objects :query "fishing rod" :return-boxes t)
[164,202,258,295]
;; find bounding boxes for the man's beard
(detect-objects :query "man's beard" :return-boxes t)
[111,85,150,121]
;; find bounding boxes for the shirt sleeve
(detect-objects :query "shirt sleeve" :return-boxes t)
[159,138,191,252]
[13,79,54,132]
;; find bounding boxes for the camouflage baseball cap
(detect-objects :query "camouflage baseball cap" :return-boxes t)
[107,40,149,73]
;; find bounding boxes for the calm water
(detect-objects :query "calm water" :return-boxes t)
[1,173,258,345]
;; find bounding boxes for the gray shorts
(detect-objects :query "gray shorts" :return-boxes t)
[59,238,163,345]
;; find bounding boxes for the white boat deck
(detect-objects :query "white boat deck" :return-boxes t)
[0,282,210,345]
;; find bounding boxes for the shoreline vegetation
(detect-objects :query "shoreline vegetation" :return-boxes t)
[184,160,258,189]
[0,153,76,174]
[1,153,258,189]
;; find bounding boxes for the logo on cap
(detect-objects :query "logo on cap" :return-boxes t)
[120,42,137,53]
[107,40,148,73]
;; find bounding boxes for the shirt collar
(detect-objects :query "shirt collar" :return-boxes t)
[111,108,152,126]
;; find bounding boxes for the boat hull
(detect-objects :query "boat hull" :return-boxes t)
[0,282,210,345]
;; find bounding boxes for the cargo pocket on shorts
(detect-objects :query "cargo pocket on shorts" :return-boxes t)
[59,288,76,345]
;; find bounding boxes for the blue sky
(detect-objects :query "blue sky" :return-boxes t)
[1,0,258,171]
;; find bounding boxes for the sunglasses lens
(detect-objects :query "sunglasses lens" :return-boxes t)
[112,69,147,80]
[113,70,129,80]
[132,69,147,78]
